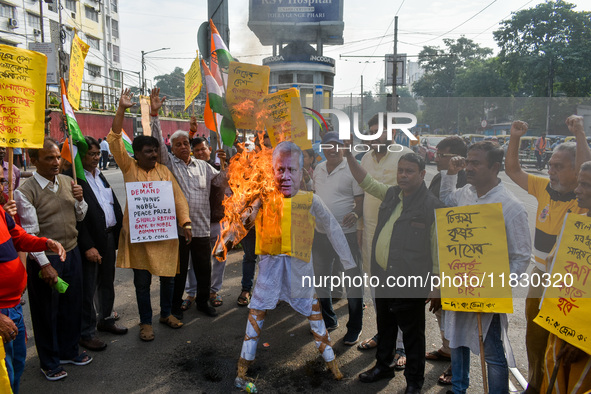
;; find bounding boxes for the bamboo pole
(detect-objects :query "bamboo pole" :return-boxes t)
[477,313,488,394]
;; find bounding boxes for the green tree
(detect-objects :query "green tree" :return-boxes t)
[493,1,591,97]
[154,67,185,98]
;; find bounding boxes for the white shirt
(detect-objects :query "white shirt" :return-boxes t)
[439,170,531,359]
[84,168,117,228]
[313,159,364,234]
[15,172,88,267]
[100,140,110,153]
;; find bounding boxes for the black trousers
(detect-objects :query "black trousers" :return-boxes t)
[375,298,426,389]
[172,236,211,312]
[27,248,83,371]
[81,232,117,338]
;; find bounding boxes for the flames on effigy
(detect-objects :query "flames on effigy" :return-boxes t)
[213,106,287,261]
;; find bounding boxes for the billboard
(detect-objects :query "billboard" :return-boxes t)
[250,0,341,23]
[386,54,406,86]
[249,0,344,45]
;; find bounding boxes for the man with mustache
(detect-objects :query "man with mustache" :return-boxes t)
[441,141,531,394]
[107,89,191,341]
[505,118,589,393]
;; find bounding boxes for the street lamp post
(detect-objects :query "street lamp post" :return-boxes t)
[141,47,169,95]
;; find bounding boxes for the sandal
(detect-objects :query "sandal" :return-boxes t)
[139,324,155,341]
[426,349,451,361]
[159,315,184,329]
[41,366,68,381]
[437,366,453,385]
[357,334,378,350]
[181,296,195,311]
[209,293,223,307]
[237,290,251,307]
[60,351,93,366]
[394,349,406,370]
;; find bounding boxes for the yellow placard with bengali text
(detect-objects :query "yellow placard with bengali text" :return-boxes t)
[226,61,269,130]
[67,33,89,110]
[139,95,151,136]
[436,203,513,313]
[534,213,591,354]
[0,45,47,148]
[184,53,202,110]
[259,88,312,150]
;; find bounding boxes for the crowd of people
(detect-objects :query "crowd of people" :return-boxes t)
[0,87,590,394]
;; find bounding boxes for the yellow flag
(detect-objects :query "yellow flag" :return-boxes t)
[0,44,47,148]
[534,213,591,354]
[184,52,202,110]
[226,61,269,130]
[67,33,90,110]
[436,203,514,313]
[259,88,312,150]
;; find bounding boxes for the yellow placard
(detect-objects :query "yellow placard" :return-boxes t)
[436,203,513,313]
[534,213,591,354]
[139,95,151,136]
[184,53,202,111]
[226,61,269,130]
[67,33,89,110]
[259,88,312,150]
[0,45,47,148]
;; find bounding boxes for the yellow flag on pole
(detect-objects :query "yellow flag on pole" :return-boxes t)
[184,52,202,110]
[67,33,89,110]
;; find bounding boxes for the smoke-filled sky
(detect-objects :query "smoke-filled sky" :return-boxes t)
[119,0,591,97]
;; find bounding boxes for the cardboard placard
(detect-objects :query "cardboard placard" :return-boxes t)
[226,61,269,130]
[436,203,513,313]
[184,53,203,111]
[534,213,591,354]
[126,181,178,243]
[0,45,47,148]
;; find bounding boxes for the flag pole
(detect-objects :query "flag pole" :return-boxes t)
[7,148,13,201]
[477,312,488,394]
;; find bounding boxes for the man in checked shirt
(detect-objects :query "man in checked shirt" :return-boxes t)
[149,88,227,318]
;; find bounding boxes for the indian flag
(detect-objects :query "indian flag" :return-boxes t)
[60,78,88,181]
[209,19,233,79]
[201,60,235,146]
[121,129,134,155]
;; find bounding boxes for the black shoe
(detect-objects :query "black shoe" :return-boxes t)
[97,321,128,335]
[326,322,339,332]
[359,365,395,383]
[404,386,421,394]
[343,330,362,345]
[196,303,218,317]
[79,337,107,351]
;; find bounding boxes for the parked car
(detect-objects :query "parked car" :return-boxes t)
[417,135,446,164]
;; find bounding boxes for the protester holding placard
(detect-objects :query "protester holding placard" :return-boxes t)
[505,117,590,393]
[440,141,531,394]
[536,160,591,393]
[107,89,191,342]
[15,138,91,381]
[343,148,443,393]
[149,88,227,319]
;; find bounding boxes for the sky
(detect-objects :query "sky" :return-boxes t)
[118,0,591,98]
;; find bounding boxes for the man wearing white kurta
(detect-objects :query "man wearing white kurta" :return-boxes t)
[439,141,531,394]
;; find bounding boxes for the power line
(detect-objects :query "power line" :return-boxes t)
[471,0,534,39]
[395,0,406,16]
[414,0,498,45]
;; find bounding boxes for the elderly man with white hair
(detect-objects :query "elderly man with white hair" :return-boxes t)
[150,89,226,319]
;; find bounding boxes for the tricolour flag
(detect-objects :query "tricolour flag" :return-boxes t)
[201,60,236,147]
[209,19,233,84]
[60,78,88,181]
[121,129,134,155]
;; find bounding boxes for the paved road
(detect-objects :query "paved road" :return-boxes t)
[19,163,545,393]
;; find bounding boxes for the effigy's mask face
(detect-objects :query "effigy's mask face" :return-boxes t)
[273,151,302,198]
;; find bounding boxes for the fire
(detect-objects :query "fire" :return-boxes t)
[213,131,284,261]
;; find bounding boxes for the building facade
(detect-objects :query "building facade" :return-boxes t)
[0,0,121,110]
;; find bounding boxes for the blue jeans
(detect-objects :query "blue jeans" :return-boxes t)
[1,304,26,394]
[450,314,508,394]
[241,229,257,292]
[133,269,174,325]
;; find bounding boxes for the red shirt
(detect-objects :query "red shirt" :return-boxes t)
[0,207,48,308]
